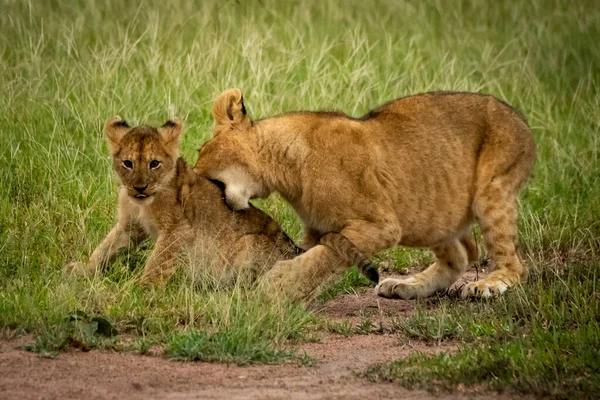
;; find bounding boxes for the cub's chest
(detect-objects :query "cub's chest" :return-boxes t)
[135,206,160,240]
[124,200,161,240]
[130,198,190,240]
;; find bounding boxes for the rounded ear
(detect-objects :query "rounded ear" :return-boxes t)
[212,88,251,134]
[104,116,130,152]
[158,118,183,156]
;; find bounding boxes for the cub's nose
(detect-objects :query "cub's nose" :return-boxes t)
[134,184,148,193]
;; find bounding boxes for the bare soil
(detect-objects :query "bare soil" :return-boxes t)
[0,269,525,400]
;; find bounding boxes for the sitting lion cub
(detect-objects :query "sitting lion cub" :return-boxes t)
[194,89,536,300]
[68,117,301,285]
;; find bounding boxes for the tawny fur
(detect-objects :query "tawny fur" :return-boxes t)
[67,117,300,285]
[194,89,536,300]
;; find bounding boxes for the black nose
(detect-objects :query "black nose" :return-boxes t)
[134,185,148,193]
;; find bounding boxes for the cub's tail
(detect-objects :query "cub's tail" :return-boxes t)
[319,233,379,284]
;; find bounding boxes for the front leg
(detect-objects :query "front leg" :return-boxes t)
[319,232,379,283]
[140,233,186,285]
[67,224,141,276]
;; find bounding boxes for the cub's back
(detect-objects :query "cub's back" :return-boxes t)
[181,173,298,259]
[362,91,530,180]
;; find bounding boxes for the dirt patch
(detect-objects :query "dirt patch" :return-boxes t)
[1,268,520,400]
[0,334,500,400]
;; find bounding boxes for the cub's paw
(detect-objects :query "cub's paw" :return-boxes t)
[140,272,169,288]
[376,277,418,300]
[261,257,330,302]
[259,259,302,299]
[460,280,508,299]
[65,261,88,275]
[263,259,296,283]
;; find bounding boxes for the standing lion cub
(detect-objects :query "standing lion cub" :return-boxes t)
[68,117,301,285]
[194,89,536,300]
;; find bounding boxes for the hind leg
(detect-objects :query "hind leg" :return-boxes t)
[462,190,526,298]
[263,218,401,300]
[230,234,288,283]
[377,232,477,299]
[461,114,534,298]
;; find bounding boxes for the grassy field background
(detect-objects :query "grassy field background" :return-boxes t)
[1,0,598,397]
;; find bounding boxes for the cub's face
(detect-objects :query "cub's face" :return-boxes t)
[193,88,266,211]
[195,135,263,211]
[104,117,182,203]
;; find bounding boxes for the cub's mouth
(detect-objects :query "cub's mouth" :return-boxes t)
[208,178,226,193]
[207,178,252,212]
[208,179,233,211]
[128,189,155,201]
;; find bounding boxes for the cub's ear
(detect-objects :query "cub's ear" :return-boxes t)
[212,88,251,134]
[158,118,183,156]
[104,116,130,152]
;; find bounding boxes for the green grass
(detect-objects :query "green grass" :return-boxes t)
[368,262,600,397]
[1,267,313,363]
[0,0,599,396]
[317,266,374,302]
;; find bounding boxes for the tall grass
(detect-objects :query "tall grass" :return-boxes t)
[0,0,598,394]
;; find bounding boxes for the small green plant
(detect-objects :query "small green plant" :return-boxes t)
[166,330,294,365]
[24,311,118,358]
[299,352,317,367]
[356,312,375,335]
[324,319,355,336]
[390,306,462,343]
[132,337,154,355]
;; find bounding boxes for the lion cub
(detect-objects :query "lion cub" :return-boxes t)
[194,89,536,300]
[68,117,300,285]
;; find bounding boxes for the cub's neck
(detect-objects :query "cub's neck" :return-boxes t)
[252,116,315,200]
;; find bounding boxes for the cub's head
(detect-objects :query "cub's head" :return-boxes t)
[104,116,182,203]
[193,89,267,211]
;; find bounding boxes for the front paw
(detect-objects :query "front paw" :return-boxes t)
[65,261,92,276]
[260,260,297,291]
[376,277,417,299]
[140,268,170,288]
[461,280,508,299]
[260,258,316,301]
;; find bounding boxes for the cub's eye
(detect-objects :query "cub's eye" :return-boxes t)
[149,160,161,169]
[122,160,133,169]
